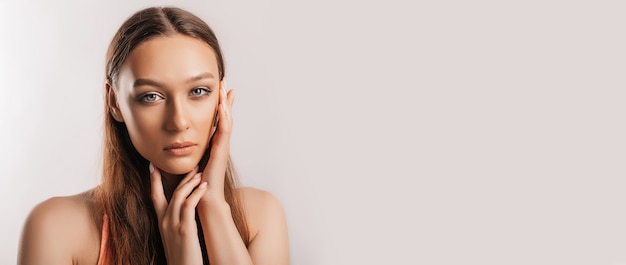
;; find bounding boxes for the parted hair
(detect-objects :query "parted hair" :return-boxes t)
[100,6,249,264]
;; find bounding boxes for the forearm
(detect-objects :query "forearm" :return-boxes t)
[197,200,253,265]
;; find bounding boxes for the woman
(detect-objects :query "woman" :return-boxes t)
[18,6,289,265]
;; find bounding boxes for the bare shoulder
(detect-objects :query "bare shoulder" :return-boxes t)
[18,189,102,265]
[236,187,289,263]
[237,187,284,212]
[237,187,286,228]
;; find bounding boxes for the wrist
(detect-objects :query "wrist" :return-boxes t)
[198,196,230,213]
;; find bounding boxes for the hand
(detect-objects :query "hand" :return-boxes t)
[200,81,235,203]
[150,163,207,264]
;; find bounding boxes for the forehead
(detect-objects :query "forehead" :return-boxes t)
[119,35,219,84]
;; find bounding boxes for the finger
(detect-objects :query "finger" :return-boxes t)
[207,83,222,141]
[169,166,199,204]
[209,85,232,157]
[169,172,203,219]
[176,166,199,189]
[223,88,235,127]
[149,163,167,218]
[221,80,234,105]
[203,107,230,188]
[203,153,229,191]
[199,84,232,189]
[227,88,235,113]
[209,112,217,139]
[220,84,229,125]
[181,181,208,222]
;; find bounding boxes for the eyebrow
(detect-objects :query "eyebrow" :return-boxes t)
[133,72,216,88]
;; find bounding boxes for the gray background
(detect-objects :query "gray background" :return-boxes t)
[1,0,625,264]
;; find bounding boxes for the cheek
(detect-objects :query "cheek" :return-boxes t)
[192,104,217,141]
[124,108,163,155]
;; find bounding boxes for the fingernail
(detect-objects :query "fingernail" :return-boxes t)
[194,173,202,178]
[198,182,208,188]
[149,163,154,173]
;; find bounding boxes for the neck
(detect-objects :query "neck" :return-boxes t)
[159,172,186,202]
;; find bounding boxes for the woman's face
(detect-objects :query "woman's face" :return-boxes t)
[112,34,220,175]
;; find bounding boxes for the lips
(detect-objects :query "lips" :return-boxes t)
[163,142,197,156]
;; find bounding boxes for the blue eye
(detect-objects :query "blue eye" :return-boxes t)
[190,87,211,97]
[139,93,164,103]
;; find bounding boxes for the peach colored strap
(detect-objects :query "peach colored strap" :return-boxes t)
[97,213,111,265]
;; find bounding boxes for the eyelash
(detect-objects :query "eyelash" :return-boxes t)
[138,87,212,103]
[190,87,212,97]
[138,93,164,103]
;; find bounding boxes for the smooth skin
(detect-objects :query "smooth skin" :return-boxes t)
[18,35,289,265]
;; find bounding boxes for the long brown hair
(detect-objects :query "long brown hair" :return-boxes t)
[100,7,249,264]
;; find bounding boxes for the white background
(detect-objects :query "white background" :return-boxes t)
[1,0,625,264]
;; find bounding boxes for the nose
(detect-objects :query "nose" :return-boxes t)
[164,98,190,132]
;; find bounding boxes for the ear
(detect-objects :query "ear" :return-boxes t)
[106,81,124,123]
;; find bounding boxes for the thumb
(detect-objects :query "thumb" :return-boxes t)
[149,163,167,218]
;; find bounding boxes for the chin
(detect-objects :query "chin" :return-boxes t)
[154,157,200,176]
[161,168,193,176]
